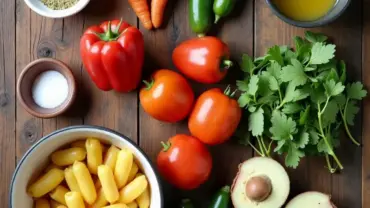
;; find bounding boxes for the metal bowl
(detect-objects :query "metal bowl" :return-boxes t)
[266,0,351,28]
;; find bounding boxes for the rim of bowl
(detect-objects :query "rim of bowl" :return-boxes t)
[24,0,90,18]
[9,125,164,208]
[265,0,352,28]
[16,58,77,118]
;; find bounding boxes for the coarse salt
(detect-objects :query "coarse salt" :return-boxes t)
[32,70,69,109]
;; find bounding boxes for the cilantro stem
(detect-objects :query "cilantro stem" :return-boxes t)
[340,98,361,146]
[317,103,343,171]
[325,154,337,173]
[321,97,330,113]
[248,140,264,156]
[256,137,266,157]
[259,136,270,157]
[277,89,283,103]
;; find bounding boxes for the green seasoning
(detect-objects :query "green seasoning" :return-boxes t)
[40,0,78,10]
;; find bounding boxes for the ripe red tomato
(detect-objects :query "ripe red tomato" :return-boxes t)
[188,88,242,145]
[139,69,194,122]
[172,37,232,84]
[157,134,212,190]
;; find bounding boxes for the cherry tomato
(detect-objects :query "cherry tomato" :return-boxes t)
[188,88,241,145]
[172,37,232,84]
[140,69,194,122]
[157,134,212,190]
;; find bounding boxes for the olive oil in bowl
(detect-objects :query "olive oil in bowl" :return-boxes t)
[272,0,337,22]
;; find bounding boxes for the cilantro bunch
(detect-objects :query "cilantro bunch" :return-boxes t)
[236,31,367,173]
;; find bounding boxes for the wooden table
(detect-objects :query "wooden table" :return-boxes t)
[1,0,369,207]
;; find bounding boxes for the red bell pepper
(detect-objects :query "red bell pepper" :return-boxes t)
[80,20,144,92]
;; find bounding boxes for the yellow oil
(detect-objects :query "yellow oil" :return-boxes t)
[273,0,337,22]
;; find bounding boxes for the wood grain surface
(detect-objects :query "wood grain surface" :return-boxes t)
[0,0,368,207]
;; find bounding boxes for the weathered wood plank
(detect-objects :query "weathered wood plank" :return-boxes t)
[255,1,362,207]
[81,0,138,142]
[138,0,253,207]
[0,0,16,206]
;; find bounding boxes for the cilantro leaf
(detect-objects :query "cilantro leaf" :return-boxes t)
[305,31,328,43]
[270,111,297,140]
[345,100,360,125]
[269,76,279,91]
[282,103,302,114]
[324,80,345,97]
[285,50,297,61]
[294,36,305,50]
[311,87,326,104]
[241,54,255,74]
[259,72,274,96]
[299,105,310,126]
[268,46,284,66]
[347,82,367,100]
[310,42,336,65]
[247,75,259,96]
[335,94,346,109]
[309,130,320,145]
[249,108,264,136]
[236,80,248,92]
[267,61,282,81]
[339,60,346,83]
[293,87,310,101]
[274,140,286,152]
[326,68,339,82]
[317,139,330,153]
[238,93,251,108]
[281,59,308,86]
[296,131,309,148]
[258,95,278,105]
[285,144,304,168]
[283,82,297,103]
[322,100,339,127]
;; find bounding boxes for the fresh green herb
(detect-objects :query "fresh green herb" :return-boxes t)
[236,32,367,173]
[40,0,78,10]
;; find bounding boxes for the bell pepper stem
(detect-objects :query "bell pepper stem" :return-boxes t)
[115,18,123,33]
[214,15,221,24]
[161,141,171,152]
[143,79,154,90]
[106,21,113,39]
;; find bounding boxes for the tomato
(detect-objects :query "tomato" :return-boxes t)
[172,37,232,84]
[140,70,194,122]
[188,88,241,145]
[157,134,212,190]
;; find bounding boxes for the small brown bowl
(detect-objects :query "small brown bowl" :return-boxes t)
[17,58,76,118]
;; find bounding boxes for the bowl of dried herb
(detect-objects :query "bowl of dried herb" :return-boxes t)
[24,0,90,18]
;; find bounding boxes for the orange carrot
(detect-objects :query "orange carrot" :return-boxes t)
[151,0,168,28]
[128,0,153,30]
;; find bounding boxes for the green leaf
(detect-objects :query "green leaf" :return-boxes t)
[317,139,330,153]
[241,54,255,74]
[293,86,310,101]
[285,50,297,61]
[335,94,346,109]
[311,88,326,104]
[296,131,309,149]
[299,105,311,126]
[247,75,259,96]
[274,140,286,152]
[316,70,330,81]
[259,72,273,96]
[326,68,339,82]
[338,60,346,83]
[267,46,284,66]
[346,82,367,100]
[317,59,337,72]
[322,100,339,127]
[305,66,317,71]
[294,36,305,51]
[279,45,289,54]
[285,143,304,168]
[249,108,264,136]
[305,31,328,43]
[283,82,297,103]
[236,80,248,92]
[324,80,345,97]
[258,95,278,105]
[269,76,279,91]
[267,61,282,81]
[270,111,297,140]
[281,59,308,86]
[238,93,251,108]
[248,106,256,113]
[309,130,320,145]
[282,103,302,114]
[345,100,360,125]
[310,42,336,65]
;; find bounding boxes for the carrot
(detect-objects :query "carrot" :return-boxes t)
[128,0,153,30]
[151,0,168,28]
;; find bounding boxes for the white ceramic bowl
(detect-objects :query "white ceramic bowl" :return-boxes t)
[10,125,164,208]
[24,0,90,18]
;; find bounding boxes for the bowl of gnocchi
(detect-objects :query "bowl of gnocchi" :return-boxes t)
[10,125,163,208]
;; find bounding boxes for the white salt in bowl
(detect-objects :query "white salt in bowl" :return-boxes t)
[10,125,164,208]
[24,0,90,18]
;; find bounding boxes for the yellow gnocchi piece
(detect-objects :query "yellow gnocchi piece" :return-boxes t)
[72,161,97,205]
[86,138,103,175]
[28,168,64,198]
[119,175,148,204]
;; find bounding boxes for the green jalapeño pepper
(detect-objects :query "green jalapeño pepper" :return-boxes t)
[213,0,236,23]
[180,199,195,208]
[189,0,213,37]
[209,186,231,208]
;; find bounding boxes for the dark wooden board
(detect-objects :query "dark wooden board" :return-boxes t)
[0,0,367,207]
